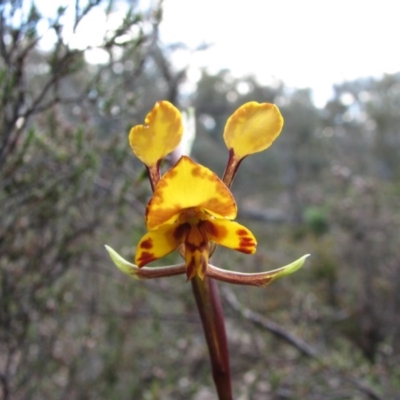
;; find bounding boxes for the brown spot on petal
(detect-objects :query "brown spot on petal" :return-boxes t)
[137,251,157,267]
[140,238,153,249]
[191,165,203,177]
[215,181,230,195]
[168,168,178,178]
[174,222,190,241]
[235,233,257,254]
[151,195,163,206]
[191,164,217,182]
[199,219,216,236]
[201,219,228,240]
[157,179,169,189]
[240,237,255,246]
[236,246,254,254]
[236,237,256,254]
[147,204,181,229]
[206,197,235,216]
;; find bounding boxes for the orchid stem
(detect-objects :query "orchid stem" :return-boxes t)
[191,276,232,400]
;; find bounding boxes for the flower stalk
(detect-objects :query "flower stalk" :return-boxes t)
[191,275,232,400]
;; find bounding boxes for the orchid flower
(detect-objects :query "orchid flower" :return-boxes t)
[106,100,308,284]
[105,100,309,400]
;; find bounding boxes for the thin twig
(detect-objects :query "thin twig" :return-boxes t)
[345,377,383,400]
[223,287,319,359]
[222,288,384,400]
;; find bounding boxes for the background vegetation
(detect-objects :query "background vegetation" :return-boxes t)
[1,1,399,399]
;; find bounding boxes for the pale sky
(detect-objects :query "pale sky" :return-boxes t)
[33,0,400,106]
[160,0,400,106]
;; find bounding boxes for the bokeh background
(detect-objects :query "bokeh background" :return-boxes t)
[1,1,400,399]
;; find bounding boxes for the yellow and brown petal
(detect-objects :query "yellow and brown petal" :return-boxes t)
[202,219,257,254]
[135,223,184,267]
[136,215,256,279]
[146,156,237,230]
[129,101,183,167]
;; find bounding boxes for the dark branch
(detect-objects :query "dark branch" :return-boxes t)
[222,287,319,359]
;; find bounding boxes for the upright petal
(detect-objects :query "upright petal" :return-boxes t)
[135,223,187,267]
[147,156,237,230]
[129,101,183,167]
[223,102,283,160]
[201,219,257,254]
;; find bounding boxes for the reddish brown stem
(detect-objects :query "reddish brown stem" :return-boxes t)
[191,276,232,400]
[222,149,243,188]
[146,163,161,191]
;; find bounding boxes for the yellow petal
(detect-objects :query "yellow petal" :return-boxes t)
[129,101,183,167]
[135,223,187,267]
[146,156,237,230]
[202,219,257,254]
[223,102,283,160]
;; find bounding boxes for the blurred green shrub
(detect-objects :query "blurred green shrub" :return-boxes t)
[304,206,330,237]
